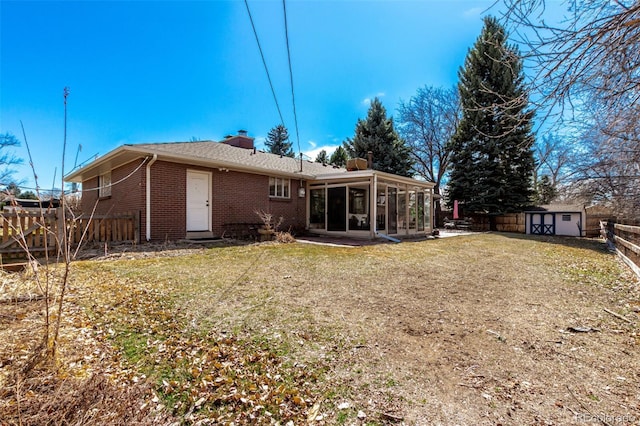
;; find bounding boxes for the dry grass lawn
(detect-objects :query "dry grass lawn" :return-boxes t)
[1,233,639,425]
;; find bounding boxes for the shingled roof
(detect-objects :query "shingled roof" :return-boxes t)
[133,141,346,177]
[65,139,347,182]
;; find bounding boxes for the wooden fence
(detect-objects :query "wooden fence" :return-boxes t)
[0,209,139,263]
[440,209,613,237]
[601,221,640,278]
[463,213,526,233]
[585,205,615,238]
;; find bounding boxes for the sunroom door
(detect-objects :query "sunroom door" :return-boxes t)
[327,187,346,231]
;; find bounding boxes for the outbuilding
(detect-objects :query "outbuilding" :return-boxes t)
[524,204,586,237]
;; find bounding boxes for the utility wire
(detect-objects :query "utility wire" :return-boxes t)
[282,0,301,155]
[244,0,286,128]
[1,156,151,196]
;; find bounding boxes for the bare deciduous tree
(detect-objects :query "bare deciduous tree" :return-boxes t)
[397,86,460,222]
[0,133,23,189]
[534,133,576,188]
[566,110,640,219]
[499,1,640,218]
[500,0,640,117]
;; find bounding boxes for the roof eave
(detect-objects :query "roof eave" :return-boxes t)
[65,145,319,182]
[64,145,142,182]
[312,169,435,188]
[156,150,318,179]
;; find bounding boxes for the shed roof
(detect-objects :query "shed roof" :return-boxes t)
[524,204,585,213]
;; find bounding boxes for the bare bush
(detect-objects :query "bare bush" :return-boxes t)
[255,209,284,233]
[275,230,296,244]
[0,373,172,426]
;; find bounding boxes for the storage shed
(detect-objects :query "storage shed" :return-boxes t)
[524,204,586,237]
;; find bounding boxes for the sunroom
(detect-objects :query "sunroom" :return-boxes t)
[306,170,435,239]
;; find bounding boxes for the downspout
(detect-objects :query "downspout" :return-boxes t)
[145,154,158,241]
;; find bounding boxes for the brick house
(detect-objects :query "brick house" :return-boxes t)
[65,132,435,242]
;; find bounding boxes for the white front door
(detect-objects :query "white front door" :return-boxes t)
[186,170,211,231]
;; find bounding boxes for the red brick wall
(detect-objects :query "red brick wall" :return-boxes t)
[81,159,308,241]
[147,161,187,241]
[80,159,145,217]
[267,179,306,234]
[211,171,306,235]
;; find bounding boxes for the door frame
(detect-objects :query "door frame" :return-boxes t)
[326,186,347,232]
[530,212,555,235]
[186,169,212,232]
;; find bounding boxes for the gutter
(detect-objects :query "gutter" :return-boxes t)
[146,154,158,241]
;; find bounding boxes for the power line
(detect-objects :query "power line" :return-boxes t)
[244,0,286,128]
[282,0,301,155]
[1,156,151,196]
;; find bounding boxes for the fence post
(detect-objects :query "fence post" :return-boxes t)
[133,211,140,244]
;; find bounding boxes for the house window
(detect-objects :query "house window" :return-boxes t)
[269,177,290,198]
[99,171,112,197]
[562,214,571,221]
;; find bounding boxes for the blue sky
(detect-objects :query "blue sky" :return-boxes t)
[1,0,500,191]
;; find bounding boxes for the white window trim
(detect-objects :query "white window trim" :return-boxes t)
[99,171,112,197]
[269,177,291,199]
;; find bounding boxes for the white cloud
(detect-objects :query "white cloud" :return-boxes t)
[463,7,484,18]
[253,136,266,150]
[362,92,386,106]
[308,140,317,148]
[303,144,339,161]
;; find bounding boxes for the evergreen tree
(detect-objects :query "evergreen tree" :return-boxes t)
[5,182,21,197]
[265,124,295,157]
[315,149,328,164]
[448,16,535,214]
[329,145,348,167]
[533,175,558,205]
[19,190,38,200]
[344,98,413,176]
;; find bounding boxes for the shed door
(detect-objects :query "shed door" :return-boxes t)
[530,213,555,235]
[186,170,211,231]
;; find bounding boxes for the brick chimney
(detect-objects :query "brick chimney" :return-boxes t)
[222,129,254,149]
